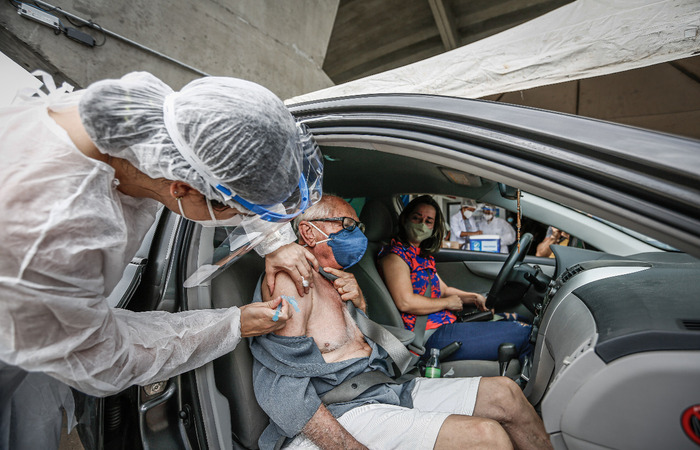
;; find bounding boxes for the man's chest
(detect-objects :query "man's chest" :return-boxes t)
[306,282,369,360]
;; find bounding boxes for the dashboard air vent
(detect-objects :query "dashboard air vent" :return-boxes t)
[561,264,585,284]
[681,320,700,331]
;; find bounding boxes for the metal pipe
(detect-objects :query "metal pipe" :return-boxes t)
[33,0,210,77]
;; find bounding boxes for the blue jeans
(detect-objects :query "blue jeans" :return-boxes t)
[424,319,533,362]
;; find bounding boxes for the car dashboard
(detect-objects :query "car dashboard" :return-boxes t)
[524,247,700,449]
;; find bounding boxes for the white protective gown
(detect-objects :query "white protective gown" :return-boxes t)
[0,95,244,398]
[448,211,479,247]
[477,217,517,253]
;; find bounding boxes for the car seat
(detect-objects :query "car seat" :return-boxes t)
[348,199,520,378]
[347,199,403,328]
[210,251,268,449]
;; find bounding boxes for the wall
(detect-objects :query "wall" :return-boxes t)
[0,0,338,99]
[482,56,700,140]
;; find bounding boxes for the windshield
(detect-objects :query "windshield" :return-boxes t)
[592,216,679,252]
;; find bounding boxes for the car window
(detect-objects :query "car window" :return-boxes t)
[392,194,596,255]
[345,197,366,218]
[591,216,679,251]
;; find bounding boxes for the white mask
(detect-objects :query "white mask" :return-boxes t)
[462,209,473,219]
[484,213,494,221]
[177,197,243,227]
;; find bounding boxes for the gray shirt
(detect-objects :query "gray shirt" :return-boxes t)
[249,278,415,450]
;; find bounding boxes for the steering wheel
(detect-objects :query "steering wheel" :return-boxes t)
[485,233,533,310]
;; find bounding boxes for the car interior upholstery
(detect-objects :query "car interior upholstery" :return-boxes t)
[205,199,525,447]
[348,198,521,378]
[210,251,268,449]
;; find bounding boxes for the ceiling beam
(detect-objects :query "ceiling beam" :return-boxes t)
[428,0,459,50]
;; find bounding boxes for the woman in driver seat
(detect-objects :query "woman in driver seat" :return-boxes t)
[378,195,533,363]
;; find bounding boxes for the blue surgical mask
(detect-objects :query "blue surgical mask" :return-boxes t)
[309,222,368,268]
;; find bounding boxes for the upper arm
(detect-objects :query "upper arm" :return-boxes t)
[449,215,459,231]
[263,271,313,337]
[502,222,516,242]
[378,253,415,309]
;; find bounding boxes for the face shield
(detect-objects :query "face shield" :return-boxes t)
[182,123,323,288]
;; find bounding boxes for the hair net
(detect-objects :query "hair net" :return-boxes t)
[462,199,477,208]
[78,72,302,205]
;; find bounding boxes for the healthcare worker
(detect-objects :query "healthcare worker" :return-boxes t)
[0,71,323,448]
[448,199,482,249]
[476,203,516,253]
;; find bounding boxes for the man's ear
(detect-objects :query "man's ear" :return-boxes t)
[298,221,317,248]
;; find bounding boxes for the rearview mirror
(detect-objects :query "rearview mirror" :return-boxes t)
[498,183,518,200]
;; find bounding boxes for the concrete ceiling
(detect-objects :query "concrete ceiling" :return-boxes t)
[323,0,574,84]
[321,0,700,140]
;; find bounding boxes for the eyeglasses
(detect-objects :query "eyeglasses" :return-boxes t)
[309,217,365,233]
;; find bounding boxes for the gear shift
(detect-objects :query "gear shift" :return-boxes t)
[498,343,518,376]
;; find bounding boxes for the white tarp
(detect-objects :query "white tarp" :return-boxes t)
[288,0,700,104]
[0,52,41,107]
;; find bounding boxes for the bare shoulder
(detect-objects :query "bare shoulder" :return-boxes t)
[268,271,313,337]
[378,252,407,272]
[262,270,297,302]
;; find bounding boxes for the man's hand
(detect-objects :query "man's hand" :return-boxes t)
[550,228,565,242]
[265,243,319,297]
[551,227,570,243]
[239,297,293,337]
[323,267,367,313]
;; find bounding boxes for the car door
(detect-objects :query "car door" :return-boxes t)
[434,249,556,297]
[72,209,206,450]
[185,94,700,450]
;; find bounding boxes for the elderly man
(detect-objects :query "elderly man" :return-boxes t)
[449,199,482,249]
[250,194,552,450]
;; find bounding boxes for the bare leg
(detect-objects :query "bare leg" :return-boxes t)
[435,415,513,449]
[473,377,553,450]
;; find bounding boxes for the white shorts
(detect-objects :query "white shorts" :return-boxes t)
[285,376,481,450]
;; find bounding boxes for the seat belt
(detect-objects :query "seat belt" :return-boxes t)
[411,276,436,352]
[320,266,413,374]
[347,304,414,375]
[321,274,473,407]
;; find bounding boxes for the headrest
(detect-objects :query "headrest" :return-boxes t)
[360,199,396,242]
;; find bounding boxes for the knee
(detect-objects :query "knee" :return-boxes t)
[439,415,513,449]
[484,377,524,422]
[473,418,513,449]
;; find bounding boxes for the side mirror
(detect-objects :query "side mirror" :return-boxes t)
[498,183,518,200]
